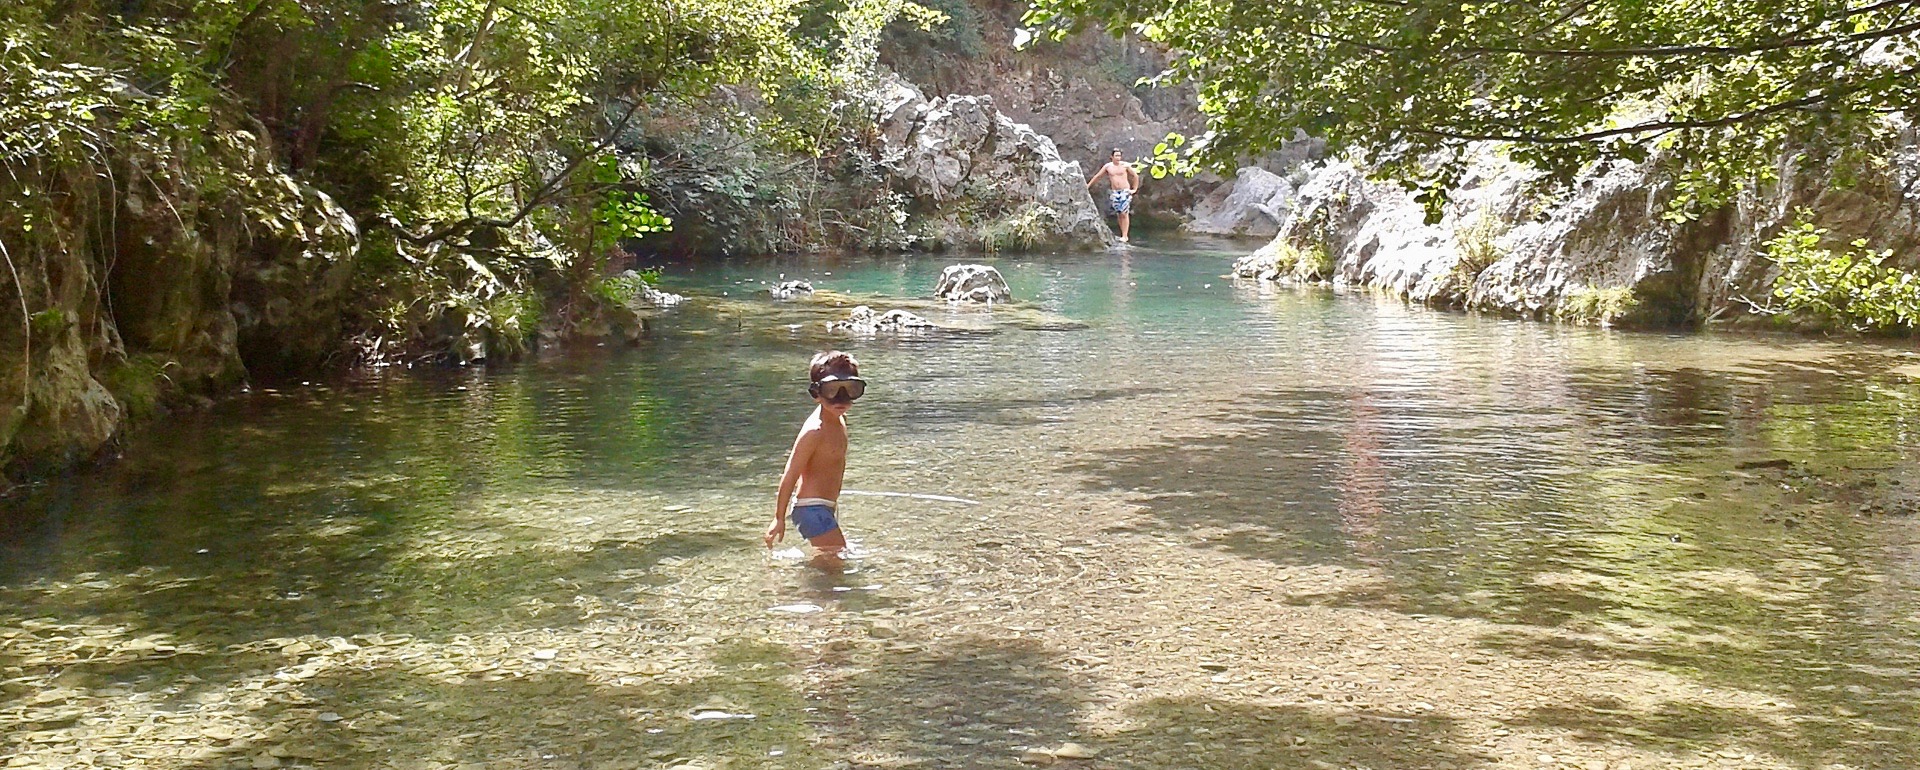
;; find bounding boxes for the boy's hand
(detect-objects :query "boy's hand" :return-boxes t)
[764,518,786,547]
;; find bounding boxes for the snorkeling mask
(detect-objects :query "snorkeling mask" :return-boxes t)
[809,374,867,403]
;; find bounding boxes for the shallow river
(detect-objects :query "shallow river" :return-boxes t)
[5,238,1920,769]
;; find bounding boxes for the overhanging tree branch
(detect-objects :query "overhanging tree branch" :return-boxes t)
[1408,64,1920,144]
[392,93,647,245]
[1296,2,1920,59]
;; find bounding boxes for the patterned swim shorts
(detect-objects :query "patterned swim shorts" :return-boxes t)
[1109,188,1133,215]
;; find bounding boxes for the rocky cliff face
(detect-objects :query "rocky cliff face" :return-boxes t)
[948,54,1208,222]
[0,133,358,477]
[876,78,1114,250]
[1233,123,1920,327]
[881,2,1221,227]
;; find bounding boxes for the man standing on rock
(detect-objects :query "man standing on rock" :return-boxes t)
[1087,148,1141,242]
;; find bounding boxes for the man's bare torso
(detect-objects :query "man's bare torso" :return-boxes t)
[795,410,848,501]
[1101,161,1135,190]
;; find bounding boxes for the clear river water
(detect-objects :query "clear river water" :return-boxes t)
[4,237,1919,769]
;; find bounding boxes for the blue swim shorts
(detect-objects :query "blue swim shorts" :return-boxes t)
[791,500,840,540]
[1109,188,1133,215]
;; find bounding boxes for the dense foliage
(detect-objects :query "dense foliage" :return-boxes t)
[1765,213,1920,333]
[1,0,932,366]
[1024,0,1920,219]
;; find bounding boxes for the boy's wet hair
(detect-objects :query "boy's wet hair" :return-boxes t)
[809,350,859,383]
[1110,148,1123,156]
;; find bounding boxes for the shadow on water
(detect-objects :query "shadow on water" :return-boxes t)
[815,633,1494,770]
[1066,357,1920,767]
[159,640,820,769]
[816,636,1082,767]
[1113,698,1490,770]
[0,368,754,711]
[0,525,737,642]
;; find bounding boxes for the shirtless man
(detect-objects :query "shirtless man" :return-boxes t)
[765,350,865,571]
[1087,148,1142,242]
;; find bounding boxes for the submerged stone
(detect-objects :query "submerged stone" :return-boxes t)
[1053,743,1098,760]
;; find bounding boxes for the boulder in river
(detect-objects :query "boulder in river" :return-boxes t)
[619,270,687,310]
[769,280,814,300]
[875,77,1114,251]
[934,264,1012,303]
[566,270,686,348]
[828,306,935,333]
[1185,167,1296,238]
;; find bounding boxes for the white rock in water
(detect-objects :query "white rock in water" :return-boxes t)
[1053,743,1097,760]
[690,710,757,721]
[934,264,1012,303]
[828,306,935,333]
[769,280,814,300]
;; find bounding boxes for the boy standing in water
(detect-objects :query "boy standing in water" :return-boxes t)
[766,351,866,571]
[1086,148,1142,242]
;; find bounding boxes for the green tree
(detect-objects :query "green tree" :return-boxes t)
[1024,0,1920,218]
[3,0,932,363]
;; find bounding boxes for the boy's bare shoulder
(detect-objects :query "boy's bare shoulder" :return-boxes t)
[794,415,844,442]
[794,418,824,442]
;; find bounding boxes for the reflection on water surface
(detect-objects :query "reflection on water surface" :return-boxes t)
[4,238,1919,769]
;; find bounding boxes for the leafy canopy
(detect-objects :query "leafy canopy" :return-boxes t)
[1024,0,1920,215]
[3,0,937,360]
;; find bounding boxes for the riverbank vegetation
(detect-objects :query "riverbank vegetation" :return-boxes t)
[0,0,959,472]
[1027,0,1920,333]
[1,0,940,365]
[1763,212,1920,333]
[1026,0,1920,215]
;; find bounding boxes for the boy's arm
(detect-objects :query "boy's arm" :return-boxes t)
[767,428,818,546]
[1086,166,1106,188]
[1128,165,1141,192]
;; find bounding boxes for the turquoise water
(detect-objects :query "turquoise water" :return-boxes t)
[4,237,1920,768]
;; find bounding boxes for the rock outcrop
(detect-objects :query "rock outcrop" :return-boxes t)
[1231,242,1331,284]
[569,271,686,347]
[892,19,1219,223]
[1181,134,1327,238]
[1240,122,1920,327]
[769,281,814,300]
[974,67,1206,221]
[1186,167,1296,239]
[1,130,360,476]
[229,180,360,375]
[933,264,1013,303]
[829,306,936,333]
[876,78,1114,251]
